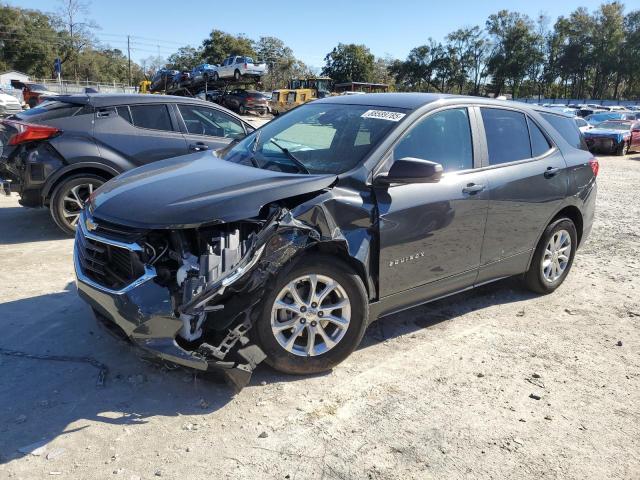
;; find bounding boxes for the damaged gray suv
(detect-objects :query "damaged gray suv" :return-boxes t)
[74,94,598,388]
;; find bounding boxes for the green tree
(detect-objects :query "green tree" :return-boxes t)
[201,30,255,65]
[167,46,203,70]
[321,43,375,84]
[0,6,58,77]
[485,10,543,97]
[622,10,640,98]
[389,40,448,92]
[592,2,625,98]
[53,0,98,80]
[255,36,295,89]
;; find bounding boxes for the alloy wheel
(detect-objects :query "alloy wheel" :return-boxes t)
[62,183,95,228]
[541,229,572,283]
[270,274,351,357]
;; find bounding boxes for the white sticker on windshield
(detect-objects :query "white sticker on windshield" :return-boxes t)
[361,110,406,122]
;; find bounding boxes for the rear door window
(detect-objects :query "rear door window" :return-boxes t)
[129,104,174,131]
[481,108,531,165]
[539,112,589,151]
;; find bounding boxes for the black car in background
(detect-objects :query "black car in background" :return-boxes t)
[74,93,597,388]
[221,89,269,115]
[0,94,253,234]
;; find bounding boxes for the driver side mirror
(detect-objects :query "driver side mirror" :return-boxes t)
[375,157,443,186]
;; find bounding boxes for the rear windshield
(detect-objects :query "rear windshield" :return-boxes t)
[16,101,91,121]
[539,112,588,151]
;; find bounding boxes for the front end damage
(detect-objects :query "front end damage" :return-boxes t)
[74,190,370,389]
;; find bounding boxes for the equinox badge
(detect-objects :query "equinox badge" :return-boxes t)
[388,252,425,268]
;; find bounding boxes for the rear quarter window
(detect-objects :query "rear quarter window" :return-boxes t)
[539,112,588,151]
[17,101,91,121]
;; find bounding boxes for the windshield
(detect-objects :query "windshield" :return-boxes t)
[221,103,407,175]
[597,121,631,131]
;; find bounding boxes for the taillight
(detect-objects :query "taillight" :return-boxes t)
[588,158,599,177]
[4,120,61,145]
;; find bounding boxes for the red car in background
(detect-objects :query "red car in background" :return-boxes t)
[11,81,58,108]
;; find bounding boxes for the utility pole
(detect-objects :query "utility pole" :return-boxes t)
[127,35,132,87]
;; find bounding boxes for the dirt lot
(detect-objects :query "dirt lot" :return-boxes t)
[0,152,638,480]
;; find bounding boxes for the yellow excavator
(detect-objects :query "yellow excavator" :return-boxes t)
[269,77,332,115]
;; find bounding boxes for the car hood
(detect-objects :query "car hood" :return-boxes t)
[89,152,337,229]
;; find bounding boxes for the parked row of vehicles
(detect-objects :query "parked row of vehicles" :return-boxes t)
[0,91,599,387]
[534,103,640,156]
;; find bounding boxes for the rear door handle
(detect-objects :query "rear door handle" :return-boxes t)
[462,183,486,194]
[189,142,209,151]
[544,167,560,178]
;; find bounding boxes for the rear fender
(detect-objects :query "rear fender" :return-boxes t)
[42,162,121,202]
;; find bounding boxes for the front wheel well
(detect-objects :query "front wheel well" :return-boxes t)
[551,206,584,246]
[300,242,373,301]
[44,167,114,204]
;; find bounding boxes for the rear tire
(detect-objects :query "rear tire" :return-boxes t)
[524,218,577,294]
[212,72,219,82]
[50,174,106,235]
[238,104,246,115]
[253,254,368,375]
[234,70,241,81]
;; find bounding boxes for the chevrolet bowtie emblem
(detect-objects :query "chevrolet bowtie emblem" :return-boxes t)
[85,217,98,231]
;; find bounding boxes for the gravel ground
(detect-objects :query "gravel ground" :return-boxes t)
[0,153,638,480]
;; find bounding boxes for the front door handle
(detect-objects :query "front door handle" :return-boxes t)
[189,142,209,151]
[544,167,560,178]
[462,183,485,194]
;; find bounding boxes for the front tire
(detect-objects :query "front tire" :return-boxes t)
[617,141,630,156]
[50,174,106,235]
[524,218,577,294]
[253,255,368,375]
[238,104,246,115]
[212,72,219,82]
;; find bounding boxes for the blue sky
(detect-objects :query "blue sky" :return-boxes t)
[15,0,612,68]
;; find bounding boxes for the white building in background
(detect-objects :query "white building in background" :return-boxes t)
[0,70,30,86]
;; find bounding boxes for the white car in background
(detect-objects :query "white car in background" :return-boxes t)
[575,117,592,133]
[0,90,22,116]
[214,56,267,81]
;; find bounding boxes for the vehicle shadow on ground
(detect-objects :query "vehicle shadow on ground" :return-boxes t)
[0,204,68,244]
[0,282,238,463]
[0,276,533,463]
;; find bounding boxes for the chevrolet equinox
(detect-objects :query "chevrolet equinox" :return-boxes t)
[73,94,598,388]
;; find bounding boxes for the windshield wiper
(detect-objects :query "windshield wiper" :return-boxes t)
[247,130,262,168]
[269,139,310,174]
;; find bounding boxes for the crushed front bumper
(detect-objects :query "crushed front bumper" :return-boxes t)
[73,212,265,389]
[73,220,209,371]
